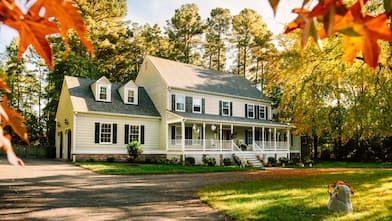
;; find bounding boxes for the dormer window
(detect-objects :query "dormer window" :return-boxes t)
[99,86,108,100]
[127,90,135,103]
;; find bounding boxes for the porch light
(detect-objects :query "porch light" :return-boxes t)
[211,125,216,131]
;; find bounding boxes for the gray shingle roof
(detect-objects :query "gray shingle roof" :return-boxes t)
[170,111,289,127]
[67,77,160,117]
[147,56,270,101]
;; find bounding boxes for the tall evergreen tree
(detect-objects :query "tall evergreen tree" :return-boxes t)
[204,8,231,71]
[165,4,204,64]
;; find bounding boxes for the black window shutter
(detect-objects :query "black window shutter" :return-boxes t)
[202,98,205,114]
[140,125,145,144]
[171,94,176,111]
[245,104,248,118]
[185,96,192,112]
[112,124,117,144]
[124,124,129,144]
[171,126,176,139]
[255,105,260,119]
[245,130,248,145]
[94,123,100,143]
[266,106,269,120]
[230,102,233,116]
[219,100,222,116]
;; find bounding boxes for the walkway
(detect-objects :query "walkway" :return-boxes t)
[0,159,353,221]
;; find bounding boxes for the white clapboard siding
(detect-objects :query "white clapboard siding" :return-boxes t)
[74,113,161,154]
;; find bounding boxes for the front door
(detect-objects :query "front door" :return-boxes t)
[185,127,192,145]
[67,130,72,160]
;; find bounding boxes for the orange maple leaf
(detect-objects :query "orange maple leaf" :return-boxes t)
[333,1,392,67]
[1,96,29,145]
[284,8,319,55]
[309,0,347,37]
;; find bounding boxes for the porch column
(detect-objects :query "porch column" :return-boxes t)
[231,124,234,151]
[252,126,255,148]
[181,120,185,162]
[274,128,277,151]
[203,122,206,152]
[219,123,223,151]
[262,127,265,150]
[287,129,290,151]
[165,122,169,152]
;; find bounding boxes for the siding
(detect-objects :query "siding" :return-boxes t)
[136,59,168,150]
[74,113,161,154]
[169,88,271,119]
[55,80,76,159]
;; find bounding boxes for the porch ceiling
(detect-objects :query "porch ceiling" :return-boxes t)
[168,111,290,128]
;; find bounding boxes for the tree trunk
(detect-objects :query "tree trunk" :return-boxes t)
[313,135,318,162]
[243,47,247,77]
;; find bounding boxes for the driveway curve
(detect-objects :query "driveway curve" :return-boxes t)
[0,159,354,221]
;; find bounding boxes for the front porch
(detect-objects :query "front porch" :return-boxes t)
[166,115,294,163]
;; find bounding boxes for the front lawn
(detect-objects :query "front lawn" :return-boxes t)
[74,162,254,175]
[198,169,392,221]
[312,161,392,168]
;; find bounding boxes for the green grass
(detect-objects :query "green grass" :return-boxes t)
[198,169,392,221]
[285,161,392,169]
[74,162,254,175]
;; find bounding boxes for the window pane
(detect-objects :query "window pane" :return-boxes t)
[222,101,230,115]
[127,90,134,103]
[193,97,201,113]
[99,87,107,100]
[100,123,111,143]
[129,125,140,142]
[247,105,254,118]
[176,95,185,111]
[259,106,265,119]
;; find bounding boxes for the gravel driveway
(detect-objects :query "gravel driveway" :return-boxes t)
[0,159,353,221]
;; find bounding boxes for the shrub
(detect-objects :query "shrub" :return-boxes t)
[268,156,277,165]
[106,157,115,163]
[279,157,288,166]
[86,158,95,162]
[223,157,233,166]
[185,157,195,166]
[127,141,143,162]
[202,155,216,166]
[169,157,180,165]
[159,158,170,165]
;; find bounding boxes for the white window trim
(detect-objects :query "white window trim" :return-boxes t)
[125,88,138,105]
[259,105,266,120]
[128,124,141,143]
[99,122,113,144]
[192,96,202,114]
[222,100,230,116]
[97,84,111,102]
[247,104,255,119]
[175,94,185,112]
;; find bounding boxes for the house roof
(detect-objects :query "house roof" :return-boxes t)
[146,56,270,101]
[64,76,160,117]
[169,111,289,128]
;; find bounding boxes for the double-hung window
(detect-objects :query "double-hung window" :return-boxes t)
[222,101,230,116]
[259,105,266,119]
[99,86,108,101]
[100,123,112,143]
[247,104,255,118]
[127,89,135,103]
[193,97,202,113]
[176,95,185,112]
[129,125,140,142]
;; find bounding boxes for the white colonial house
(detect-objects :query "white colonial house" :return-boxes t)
[56,56,301,165]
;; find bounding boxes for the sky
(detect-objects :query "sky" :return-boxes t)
[0,0,304,53]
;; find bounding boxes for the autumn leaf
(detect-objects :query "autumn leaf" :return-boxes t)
[333,1,392,67]
[1,96,29,144]
[309,0,347,37]
[29,0,94,57]
[0,78,11,93]
[284,8,319,55]
[268,0,280,16]
[0,130,24,166]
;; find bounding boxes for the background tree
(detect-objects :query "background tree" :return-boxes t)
[203,8,231,71]
[165,4,204,64]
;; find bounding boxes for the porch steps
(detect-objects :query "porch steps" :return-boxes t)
[234,152,263,168]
